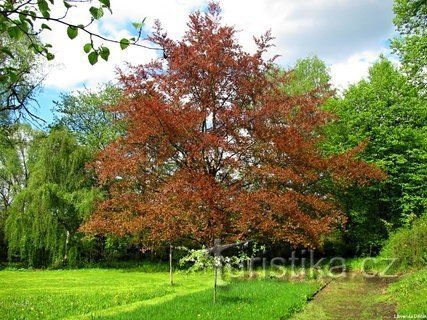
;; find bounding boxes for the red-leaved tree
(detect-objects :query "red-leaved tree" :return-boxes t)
[82,3,383,249]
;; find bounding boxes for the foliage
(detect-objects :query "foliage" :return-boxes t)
[0,125,32,212]
[54,83,123,151]
[178,242,265,272]
[281,55,332,98]
[388,268,427,315]
[0,33,43,119]
[5,128,100,267]
[0,0,157,118]
[392,0,427,91]
[0,269,319,320]
[380,215,427,271]
[178,247,215,272]
[323,57,427,254]
[0,124,33,261]
[0,0,149,65]
[83,3,382,250]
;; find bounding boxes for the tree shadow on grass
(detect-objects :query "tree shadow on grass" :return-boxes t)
[92,280,318,320]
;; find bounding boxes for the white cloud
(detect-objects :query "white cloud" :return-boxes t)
[219,0,394,88]
[330,50,383,91]
[39,0,394,91]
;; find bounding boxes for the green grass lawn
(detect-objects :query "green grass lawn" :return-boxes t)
[0,269,320,320]
[388,268,427,315]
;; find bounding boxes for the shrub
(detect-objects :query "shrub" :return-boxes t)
[380,214,427,271]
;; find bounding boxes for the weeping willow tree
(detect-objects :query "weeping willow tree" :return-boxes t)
[5,128,100,267]
[0,124,34,261]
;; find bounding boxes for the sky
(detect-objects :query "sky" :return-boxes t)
[34,0,395,124]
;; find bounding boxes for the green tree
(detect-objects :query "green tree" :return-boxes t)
[0,34,44,120]
[53,83,123,151]
[392,0,427,91]
[324,57,427,254]
[0,124,33,260]
[282,55,332,97]
[5,128,100,267]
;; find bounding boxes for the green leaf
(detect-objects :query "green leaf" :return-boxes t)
[18,21,29,33]
[41,10,50,19]
[46,52,55,61]
[119,38,130,50]
[89,6,104,20]
[99,0,111,8]
[28,10,37,21]
[63,1,73,9]
[99,47,110,61]
[1,47,14,59]
[0,74,8,84]
[0,22,8,33]
[9,71,18,82]
[41,23,52,31]
[19,13,27,23]
[88,51,99,65]
[7,26,22,39]
[132,22,144,30]
[29,43,44,53]
[67,26,78,40]
[26,19,34,28]
[83,43,92,54]
[37,0,50,12]
[38,0,51,18]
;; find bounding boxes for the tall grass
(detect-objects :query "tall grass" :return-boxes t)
[380,215,427,272]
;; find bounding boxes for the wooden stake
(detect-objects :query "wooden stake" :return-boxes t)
[213,263,218,303]
[169,244,173,286]
[213,239,221,303]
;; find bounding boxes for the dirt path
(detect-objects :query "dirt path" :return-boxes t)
[292,273,396,320]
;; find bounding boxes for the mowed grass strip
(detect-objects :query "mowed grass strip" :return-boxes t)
[0,269,319,320]
[88,279,319,320]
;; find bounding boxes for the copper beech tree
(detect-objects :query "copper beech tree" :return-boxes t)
[82,3,383,249]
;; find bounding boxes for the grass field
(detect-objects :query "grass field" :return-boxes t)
[388,268,427,315]
[0,269,320,320]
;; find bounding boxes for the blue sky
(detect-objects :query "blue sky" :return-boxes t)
[33,0,396,126]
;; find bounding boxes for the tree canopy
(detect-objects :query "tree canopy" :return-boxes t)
[281,56,332,98]
[82,4,383,249]
[0,34,43,120]
[53,83,123,151]
[5,128,100,267]
[323,57,427,253]
[392,0,427,91]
